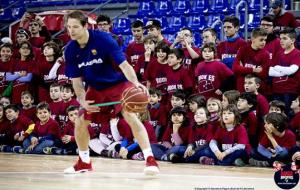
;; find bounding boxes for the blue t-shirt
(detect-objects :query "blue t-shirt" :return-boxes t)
[65,30,127,90]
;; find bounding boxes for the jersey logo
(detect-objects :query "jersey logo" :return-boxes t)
[92,49,97,55]
[78,58,103,68]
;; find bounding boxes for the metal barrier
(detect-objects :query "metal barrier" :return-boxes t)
[211,19,224,41]
[235,0,249,40]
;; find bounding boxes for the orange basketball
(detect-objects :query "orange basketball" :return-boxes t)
[121,86,149,113]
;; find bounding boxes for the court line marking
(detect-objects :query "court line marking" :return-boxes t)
[0,171,273,181]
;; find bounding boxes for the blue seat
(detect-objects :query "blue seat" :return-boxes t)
[173,0,192,15]
[136,1,155,16]
[207,15,223,31]
[156,1,173,16]
[229,0,246,13]
[212,0,229,13]
[12,7,26,19]
[188,14,206,31]
[0,9,13,22]
[166,34,175,43]
[167,16,187,33]
[248,13,261,29]
[191,0,210,14]
[113,17,131,35]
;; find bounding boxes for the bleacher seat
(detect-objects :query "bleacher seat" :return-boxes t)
[12,7,26,20]
[173,0,192,15]
[212,0,229,13]
[0,9,13,21]
[113,17,131,35]
[167,16,187,33]
[207,15,223,32]
[156,1,173,16]
[248,13,261,30]
[136,1,155,16]
[191,0,210,14]
[188,14,206,31]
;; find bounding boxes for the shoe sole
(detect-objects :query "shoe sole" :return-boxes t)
[143,166,159,176]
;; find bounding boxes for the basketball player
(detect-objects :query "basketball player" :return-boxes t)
[63,11,159,175]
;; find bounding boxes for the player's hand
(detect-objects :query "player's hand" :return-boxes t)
[82,100,100,113]
[292,152,300,161]
[119,147,128,159]
[133,82,149,97]
[184,145,195,158]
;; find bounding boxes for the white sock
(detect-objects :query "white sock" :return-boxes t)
[142,148,153,160]
[79,150,90,163]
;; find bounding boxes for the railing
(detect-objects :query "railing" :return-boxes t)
[235,0,249,40]
[211,19,224,41]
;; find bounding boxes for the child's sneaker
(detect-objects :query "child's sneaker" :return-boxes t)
[143,156,159,176]
[43,147,53,154]
[249,158,270,167]
[273,161,283,171]
[234,158,246,167]
[64,157,93,174]
[199,156,215,165]
[132,152,144,160]
[12,146,23,153]
[168,153,182,163]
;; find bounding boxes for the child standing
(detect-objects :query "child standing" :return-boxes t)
[144,42,170,104]
[200,104,251,166]
[0,43,13,94]
[166,48,194,99]
[269,28,300,113]
[194,43,234,100]
[6,41,35,104]
[233,28,270,93]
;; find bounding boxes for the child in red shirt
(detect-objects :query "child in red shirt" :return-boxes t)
[22,102,60,154]
[250,112,296,167]
[200,104,251,166]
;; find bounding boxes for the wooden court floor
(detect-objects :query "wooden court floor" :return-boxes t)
[0,153,295,190]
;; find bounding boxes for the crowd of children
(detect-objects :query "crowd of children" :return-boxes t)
[0,11,300,170]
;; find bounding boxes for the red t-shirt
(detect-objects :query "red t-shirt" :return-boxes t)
[213,124,251,154]
[233,43,270,92]
[125,41,145,69]
[194,60,233,99]
[260,129,296,150]
[272,48,300,94]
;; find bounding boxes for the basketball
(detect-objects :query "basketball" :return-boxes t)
[121,86,149,113]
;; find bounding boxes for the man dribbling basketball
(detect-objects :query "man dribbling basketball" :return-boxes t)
[63,11,159,175]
